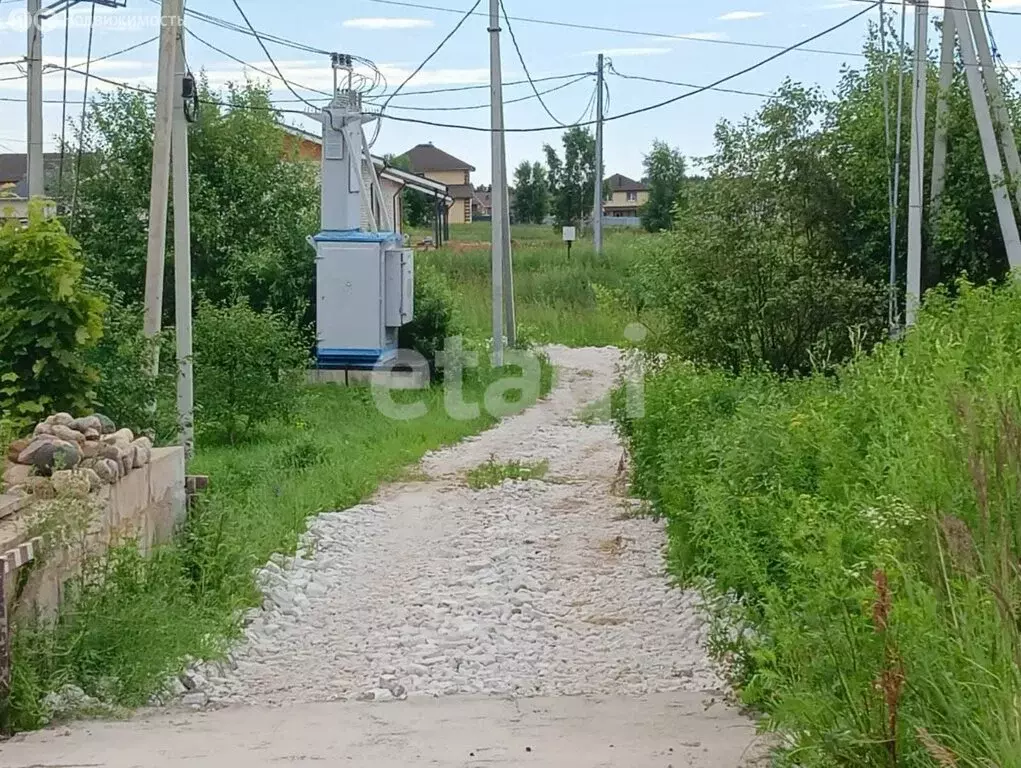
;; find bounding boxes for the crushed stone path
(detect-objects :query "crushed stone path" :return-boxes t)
[1,345,768,767]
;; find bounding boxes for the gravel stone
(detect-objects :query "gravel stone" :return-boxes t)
[203,347,722,708]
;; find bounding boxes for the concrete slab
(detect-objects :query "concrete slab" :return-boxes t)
[0,693,772,767]
[307,367,429,390]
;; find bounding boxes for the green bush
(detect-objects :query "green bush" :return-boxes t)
[616,279,1021,765]
[85,286,177,440]
[193,302,308,444]
[0,202,105,427]
[399,260,460,378]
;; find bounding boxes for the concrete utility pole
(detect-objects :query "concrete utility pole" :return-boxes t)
[905,0,928,326]
[142,0,182,368]
[947,0,1021,271]
[498,134,516,348]
[930,8,955,219]
[171,25,194,456]
[593,53,604,256]
[488,0,505,366]
[26,0,44,199]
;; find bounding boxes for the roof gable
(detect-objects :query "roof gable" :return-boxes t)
[606,173,648,192]
[402,143,475,173]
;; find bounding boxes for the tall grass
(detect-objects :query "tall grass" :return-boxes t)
[615,280,1021,766]
[422,226,650,347]
[5,359,552,731]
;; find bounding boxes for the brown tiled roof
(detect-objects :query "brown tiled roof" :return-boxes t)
[606,173,648,192]
[402,143,475,173]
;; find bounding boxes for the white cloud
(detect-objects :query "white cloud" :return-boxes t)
[343,17,434,30]
[718,11,767,21]
[581,47,671,57]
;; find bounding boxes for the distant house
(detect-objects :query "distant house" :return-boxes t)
[0,153,62,219]
[603,173,650,218]
[400,143,476,225]
[278,123,452,235]
[472,185,492,220]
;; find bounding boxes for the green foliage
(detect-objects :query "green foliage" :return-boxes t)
[67,81,319,331]
[193,302,309,444]
[466,457,549,489]
[511,161,550,224]
[630,84,886,375]
[0,202,105,427]
[640,140,686,233]
[616,279,1021,765]
[544,127,596,227]
[398,260,461,378]
[84,285,176,440]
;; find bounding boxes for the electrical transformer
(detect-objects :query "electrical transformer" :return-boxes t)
[313,65,414,370]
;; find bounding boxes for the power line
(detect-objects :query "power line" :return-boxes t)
[366,3,880,133]
[845,0,1021,17]
[371,0,482,145]
[365,73,592,111]
[366,0,871,59]
[499,0,571,127]
[605,62,773,99]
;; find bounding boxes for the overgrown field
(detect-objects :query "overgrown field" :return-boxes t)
[6,359,552,731]
[615,281,1021,765]
[421,224,647,347]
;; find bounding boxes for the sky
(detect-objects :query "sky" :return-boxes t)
[2,0,1021,185]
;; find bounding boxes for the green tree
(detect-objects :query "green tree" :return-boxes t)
[0,202,105,426]
[543,127,596,227]
[67,80,320,330]
[640,140,686,233]
[388,153,434,228]
[511,161,550,224]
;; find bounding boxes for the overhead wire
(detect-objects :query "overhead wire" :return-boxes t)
[366,0,870,59]
[499,0,571,127]
[369,0,483,146]
[364,73,592,111]
[365,3,880,133]
[605,61,773,99]
[70,1,96,228]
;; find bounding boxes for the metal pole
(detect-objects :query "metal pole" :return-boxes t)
[930,7,955,218]
[905,0,928,326]
[142,0,182,371]
[965,0,1021,213]
[172,25,194,457]
[593,53,604,256]
[950,0,1021,269]
[26,0,43,199]
[488,0,505,366]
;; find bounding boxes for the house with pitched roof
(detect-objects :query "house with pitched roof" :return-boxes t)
[400,143,476,225]
[603,173,650,219]
[0,153,62,219]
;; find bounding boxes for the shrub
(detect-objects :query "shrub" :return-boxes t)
[616,279,1021,765]
[399,260,461,379]
[193,302,308,444]
[0,202,105,427]
[85,285,177,440]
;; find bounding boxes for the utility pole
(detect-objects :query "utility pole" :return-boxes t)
[593,53,604,256]
[498,135,516,347]
[930,8,955,218]
[142,0,182,369]
[905,0,928,326]
[948,0,1021,270]
[488,0,505,366]
[26,0,44,199]
[171,24,193,456]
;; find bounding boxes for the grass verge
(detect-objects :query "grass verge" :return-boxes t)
[4,356,553,732]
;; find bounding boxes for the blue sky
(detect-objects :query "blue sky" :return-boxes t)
[2,0,1021,184]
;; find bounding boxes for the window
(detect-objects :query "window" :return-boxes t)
[626,191,638,202]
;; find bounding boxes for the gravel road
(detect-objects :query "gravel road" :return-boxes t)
[1,345,767,767]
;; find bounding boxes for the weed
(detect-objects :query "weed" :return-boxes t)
[466,456,549,490]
